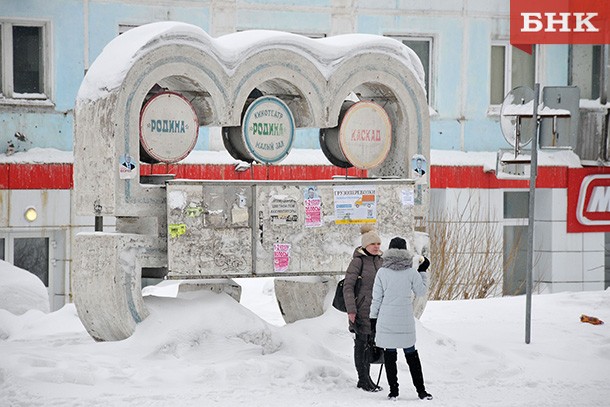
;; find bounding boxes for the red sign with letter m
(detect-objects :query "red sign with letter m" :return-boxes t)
[568,169,610,233]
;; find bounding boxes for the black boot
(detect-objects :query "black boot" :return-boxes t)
[405,350,433,400]
[354,335,381,392]
[384,349,399,400]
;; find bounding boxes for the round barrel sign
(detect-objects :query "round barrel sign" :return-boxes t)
[339,101,392,169]
[242,96,295,164]
[139,91,199,163]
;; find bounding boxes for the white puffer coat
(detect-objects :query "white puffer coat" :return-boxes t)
[369,248,428,349]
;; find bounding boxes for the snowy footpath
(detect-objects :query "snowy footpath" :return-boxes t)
[0,272,609,406]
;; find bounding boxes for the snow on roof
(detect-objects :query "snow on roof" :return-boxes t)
[431,148,582,170]
[77,22,208,102]
[77,22,425,102]
[0,147,73,164]
[0,147,583,169]
[502,101,571,117]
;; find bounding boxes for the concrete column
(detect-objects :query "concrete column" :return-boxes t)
[274,277,332,324]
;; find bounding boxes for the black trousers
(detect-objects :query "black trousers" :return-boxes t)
[353,333,373,384]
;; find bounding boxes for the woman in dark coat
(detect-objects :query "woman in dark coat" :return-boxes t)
[370,236,432,401]
[343,224,384,392]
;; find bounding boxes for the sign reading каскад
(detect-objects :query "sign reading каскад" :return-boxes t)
[338,101,392,170]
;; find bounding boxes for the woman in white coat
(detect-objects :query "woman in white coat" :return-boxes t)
[369,237,432,401]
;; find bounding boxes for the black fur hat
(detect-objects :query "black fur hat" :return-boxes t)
[389,237,407,250]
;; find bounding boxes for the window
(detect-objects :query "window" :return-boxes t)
[3,232,65,311]
[490,43,536,105]
[387,36,433,105]
[503,191,529,219]
[119,24,139,35]
[503,191,529,295]
[490,46,506,105]
[503,225,527,295]
[14,237,49,286]
[0,21,50,100]
[569,45,610,100]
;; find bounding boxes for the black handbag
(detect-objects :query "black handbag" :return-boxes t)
[332,259,363,312]
[365,341,385,364]
[332,278,348,312]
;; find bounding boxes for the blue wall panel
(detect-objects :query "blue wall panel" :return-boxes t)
[430,121,462,151]
[0,1,574,155]
[237,9,329,32]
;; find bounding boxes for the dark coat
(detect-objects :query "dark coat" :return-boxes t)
[342,246,383,335]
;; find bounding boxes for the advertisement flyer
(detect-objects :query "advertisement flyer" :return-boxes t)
[269,196,298,225]
[273,243,291,272]
[303,186,323,227]
[333,185,377,224]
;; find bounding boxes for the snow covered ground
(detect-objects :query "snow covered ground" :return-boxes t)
[1,261,609,406]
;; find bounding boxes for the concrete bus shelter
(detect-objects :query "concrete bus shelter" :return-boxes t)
[73,22,429,341]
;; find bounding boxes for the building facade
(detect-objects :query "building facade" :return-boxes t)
[1,1,609,310]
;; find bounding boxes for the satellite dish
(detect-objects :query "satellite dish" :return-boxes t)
[500,86,536,149]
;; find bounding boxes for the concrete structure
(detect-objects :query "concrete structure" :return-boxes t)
[177,279,242,302]
[274,277,332,324]
[71,23,428,340]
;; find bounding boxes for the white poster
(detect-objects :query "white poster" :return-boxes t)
[269,196,298,225]
[119,153,137,179]
[401,189,415,207]
[333,185,377,224]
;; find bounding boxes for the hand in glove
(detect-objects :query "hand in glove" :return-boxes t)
[418,256,430,272]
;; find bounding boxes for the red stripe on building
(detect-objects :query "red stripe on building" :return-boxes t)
[0,162,577,190]
[430,166,569,189]
[1,164,73,189]
[0,164,9,188]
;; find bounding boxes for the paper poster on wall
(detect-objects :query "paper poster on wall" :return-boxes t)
[401,189,414,207]
[270,196,298,225]
[333,185,377,224]
[273,243,291,272]
[303,186,323,227]
[119,153,137,179]
[168,223,186,238]
[412,154,427,178]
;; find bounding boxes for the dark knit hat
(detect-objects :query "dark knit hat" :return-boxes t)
[389,237,407,250]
